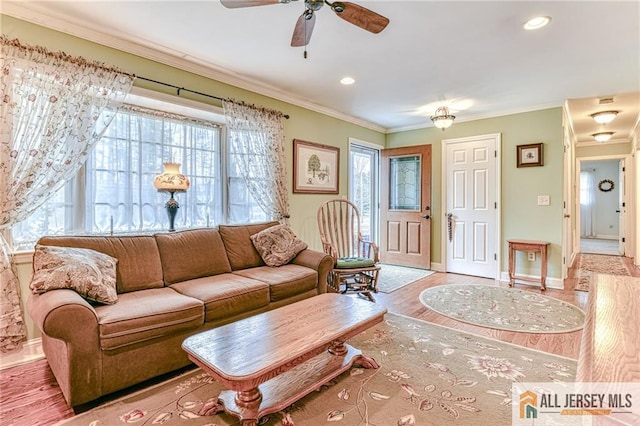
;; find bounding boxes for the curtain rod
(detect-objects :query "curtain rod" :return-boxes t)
[136,76,289,119]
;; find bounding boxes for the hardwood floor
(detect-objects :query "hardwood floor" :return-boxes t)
[2,254,632,426]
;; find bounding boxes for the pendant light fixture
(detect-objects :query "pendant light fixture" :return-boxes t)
[430,106,456,130]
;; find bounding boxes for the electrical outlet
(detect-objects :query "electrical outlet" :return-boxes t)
[528,252,536,261]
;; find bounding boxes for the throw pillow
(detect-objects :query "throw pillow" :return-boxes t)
[250,224,308,267]
[30,245,118,304]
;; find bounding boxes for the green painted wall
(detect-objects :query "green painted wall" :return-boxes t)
[387,108,564,279]
[576,142,632,158]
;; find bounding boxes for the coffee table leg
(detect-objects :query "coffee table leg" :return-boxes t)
[353,354,380,369]
[198,397,225,416]
[329,339,380,369]
[235,387,263,407]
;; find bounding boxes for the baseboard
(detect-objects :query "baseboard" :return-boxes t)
[430,262,444,272]
[0,338,44,370]
[499,272,564,290]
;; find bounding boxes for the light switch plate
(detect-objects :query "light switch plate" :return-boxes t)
[537,195,550,206]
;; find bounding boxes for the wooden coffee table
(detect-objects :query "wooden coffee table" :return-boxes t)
[182,293,387,425]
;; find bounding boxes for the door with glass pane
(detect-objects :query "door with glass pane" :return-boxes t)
[380,145,431,268]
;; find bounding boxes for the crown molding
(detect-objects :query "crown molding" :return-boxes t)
[575,138,630,147]
[2,3,387,134]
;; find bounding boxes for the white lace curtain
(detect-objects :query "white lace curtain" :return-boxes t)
[0,36,134,352]
[580,169,596,238]
[222,99,290,222]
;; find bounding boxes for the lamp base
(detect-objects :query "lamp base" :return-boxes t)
[166,192,179,232]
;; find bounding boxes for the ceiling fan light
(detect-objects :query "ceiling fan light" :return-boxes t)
[592,132,614,143]
[590,110,619,124]
[430,106,456,130]
[340,76,355,85]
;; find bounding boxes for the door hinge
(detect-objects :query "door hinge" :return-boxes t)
[622,237,626,243]
[494,150,497,158]
[494,253,497,261]
[494,202,497,209]
[622,166,626,172]
[563,201,566,209]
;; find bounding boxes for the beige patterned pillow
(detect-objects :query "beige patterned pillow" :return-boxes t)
[250,224,308,267]
[30,245,118,304]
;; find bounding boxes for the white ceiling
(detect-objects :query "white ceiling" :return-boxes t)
[4,1,640,137]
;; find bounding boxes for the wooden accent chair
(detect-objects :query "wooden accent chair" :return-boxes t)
[317,199,380,302]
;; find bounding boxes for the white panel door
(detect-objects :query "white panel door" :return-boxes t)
[444,134,499,278]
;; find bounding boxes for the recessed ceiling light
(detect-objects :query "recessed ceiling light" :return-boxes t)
[590,111,619,124]
[592,132,614,143]
[523,16,551,30]
[340,77,355,85]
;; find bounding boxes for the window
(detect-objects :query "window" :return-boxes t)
[349,141,379,243]
[11,91,267,251]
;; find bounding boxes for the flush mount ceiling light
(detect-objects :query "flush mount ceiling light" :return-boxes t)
[430,106,456,130]
[340,76,355,85]
[590,110,619,124]
[523,16,551,30]
[592,132,614,143]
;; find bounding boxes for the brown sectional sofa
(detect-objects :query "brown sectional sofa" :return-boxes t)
[27,221,333,408]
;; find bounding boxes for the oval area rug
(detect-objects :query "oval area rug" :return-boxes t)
[419,284,585,333]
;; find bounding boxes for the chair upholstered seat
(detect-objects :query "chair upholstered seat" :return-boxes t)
[336,257,376,269]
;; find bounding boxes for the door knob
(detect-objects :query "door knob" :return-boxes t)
[563,214,570,218]
[422,214,430,219]
[424,206,430,211]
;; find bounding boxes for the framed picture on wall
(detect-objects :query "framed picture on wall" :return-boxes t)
[293,139,340,194]
[516,143,544,167]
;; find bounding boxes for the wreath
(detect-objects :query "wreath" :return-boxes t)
[598,179,615,192]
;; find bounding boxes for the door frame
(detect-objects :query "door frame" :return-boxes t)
[441,133,502,279]
[575,154,632,256]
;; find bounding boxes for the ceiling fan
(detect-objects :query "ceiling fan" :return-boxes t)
[220,0,390,47]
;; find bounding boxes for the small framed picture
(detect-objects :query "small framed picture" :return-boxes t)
[516,143,544,167]
[293,139,340,194]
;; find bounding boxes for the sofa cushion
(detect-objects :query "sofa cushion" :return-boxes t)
[218,221,279,270]
[155,228,232,284]
[95,287,204,350]
[233,264,318,302]
[170,273,270,322]
[37,235,164,293]
[250,224,308,267]
[30,245,118,305]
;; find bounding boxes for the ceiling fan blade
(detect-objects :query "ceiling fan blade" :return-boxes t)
[220,0,281,8]
[291,11,316,47]
[331,1,389,34]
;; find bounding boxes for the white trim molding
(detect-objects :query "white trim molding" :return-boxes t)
[0,338,44,370]
[499,272,564,290]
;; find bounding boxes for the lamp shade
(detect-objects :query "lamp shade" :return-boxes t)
[154,162,190,192]
[430,106,456,130]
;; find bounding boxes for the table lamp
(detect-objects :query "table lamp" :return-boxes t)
[154,162,190,232]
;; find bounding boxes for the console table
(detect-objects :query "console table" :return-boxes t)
[507,239,550,290]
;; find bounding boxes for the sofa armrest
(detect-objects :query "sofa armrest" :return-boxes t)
[291,249,334,294]
[27,289,102,406]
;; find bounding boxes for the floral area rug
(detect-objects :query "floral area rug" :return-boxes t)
[377,264,435,293]
[419,284,585,333]
[57,313,576,426]
[574,253,631,292]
